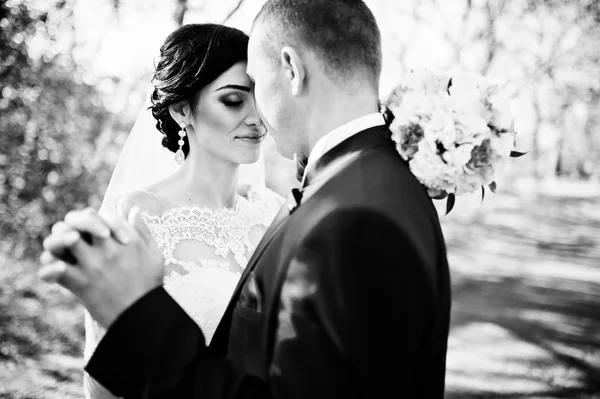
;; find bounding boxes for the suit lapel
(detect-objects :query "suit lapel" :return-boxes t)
[302,125,394,187]
[235,204,290,291]
[209,193,295,352]
[210,125,396,352]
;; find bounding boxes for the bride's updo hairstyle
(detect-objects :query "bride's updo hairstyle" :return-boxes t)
[150,24,249,157]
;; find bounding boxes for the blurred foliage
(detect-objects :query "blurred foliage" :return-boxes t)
[0,0,116,259]
[1,0,599,261]
[521,0,600,179]
[375,0,600,181]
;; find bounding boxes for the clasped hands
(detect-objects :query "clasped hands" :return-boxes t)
[39,206,164,329]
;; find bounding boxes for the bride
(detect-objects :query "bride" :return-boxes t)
[84,23,283,399]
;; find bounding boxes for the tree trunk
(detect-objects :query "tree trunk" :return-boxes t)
[174,0,188,27]
[532,90,542,185]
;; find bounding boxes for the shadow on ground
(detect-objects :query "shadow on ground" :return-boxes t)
[443,187,600,399]
[0,183,599,398]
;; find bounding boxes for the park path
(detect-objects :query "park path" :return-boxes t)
[1,181,599,398]
[443,183,600,398]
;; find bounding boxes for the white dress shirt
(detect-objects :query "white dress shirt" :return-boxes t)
[302,112,386,184]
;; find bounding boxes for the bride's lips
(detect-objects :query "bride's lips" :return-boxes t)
[235,132,266,144]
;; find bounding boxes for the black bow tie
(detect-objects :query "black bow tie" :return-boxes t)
[380,105,395,127]
[295,154,308,183]
[288,187,303,213]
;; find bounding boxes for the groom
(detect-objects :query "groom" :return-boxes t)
[41,0,451,397]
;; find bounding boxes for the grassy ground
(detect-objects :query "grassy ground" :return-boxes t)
[442,180,600,398]
[0,252,85,398]
[1,180,599,398]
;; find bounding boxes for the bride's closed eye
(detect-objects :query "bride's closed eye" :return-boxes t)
[215,84,252,109]
[220,94,245,108]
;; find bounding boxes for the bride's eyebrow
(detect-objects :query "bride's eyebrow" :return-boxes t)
[215,84,251,92]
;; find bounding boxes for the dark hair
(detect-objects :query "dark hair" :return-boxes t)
[253,0,382,89]
[150,24,249,156]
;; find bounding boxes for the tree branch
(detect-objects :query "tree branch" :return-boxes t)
[222,0,246,24]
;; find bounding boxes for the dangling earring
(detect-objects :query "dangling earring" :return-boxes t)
[175,123,186,166]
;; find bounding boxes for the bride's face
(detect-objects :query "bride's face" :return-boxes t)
[186,61,266,165]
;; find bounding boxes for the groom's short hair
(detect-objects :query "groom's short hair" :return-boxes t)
[253,0,382,90]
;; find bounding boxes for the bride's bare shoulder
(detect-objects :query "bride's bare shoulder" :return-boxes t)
[116,189,167,216]
[115,174,183,215]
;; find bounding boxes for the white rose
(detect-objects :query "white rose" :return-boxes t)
[441,143,475,168]
[397,92,437,119]
[404,70,448,95]
[409,138,460,194]
[489,131,515,157]
[423,106,456,148]
[455,176,484,196]
[447,70,490,115]
[447,70,488,94]
[453,111,490,146]
[457,155,505,196]
[456,164,493,196]
[390,120,424,161]
[454,139,503,195]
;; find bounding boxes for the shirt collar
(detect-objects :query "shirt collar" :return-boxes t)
[305,112,386,171]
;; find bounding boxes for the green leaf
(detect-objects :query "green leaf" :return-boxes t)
[481,186,485,202]
[445,193,456,215]
[510,151,527,158]
[489,181,497,193]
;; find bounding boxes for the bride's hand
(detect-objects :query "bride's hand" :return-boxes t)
[38,207,133,281]
[39,207,164,328]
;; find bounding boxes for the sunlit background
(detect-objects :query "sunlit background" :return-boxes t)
[1,0,599,397]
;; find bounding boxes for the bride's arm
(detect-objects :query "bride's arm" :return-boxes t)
[83,190,164,399]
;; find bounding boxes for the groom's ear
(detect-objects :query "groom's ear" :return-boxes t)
[281,46,305,97]
[168,102,190,125]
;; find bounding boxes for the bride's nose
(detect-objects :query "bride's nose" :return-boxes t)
[244,104,265,130]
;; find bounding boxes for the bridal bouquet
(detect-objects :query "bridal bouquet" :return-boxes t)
[385,69,525,213]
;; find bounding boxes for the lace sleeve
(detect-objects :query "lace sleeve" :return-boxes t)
[246,186,285,227]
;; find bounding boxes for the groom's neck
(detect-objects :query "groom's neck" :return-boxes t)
[305,91,380,155]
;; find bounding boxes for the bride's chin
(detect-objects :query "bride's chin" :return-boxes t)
[235,150,262,165]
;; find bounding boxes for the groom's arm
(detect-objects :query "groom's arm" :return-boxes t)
[265,208,442,397]
[86,208,441,398]
[85,287,269,399]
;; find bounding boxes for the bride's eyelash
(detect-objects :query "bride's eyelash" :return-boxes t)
[222,100,244,108]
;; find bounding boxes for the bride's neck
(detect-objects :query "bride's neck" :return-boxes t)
[174,149,239,209]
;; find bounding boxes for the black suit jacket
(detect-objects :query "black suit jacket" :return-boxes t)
[86,125,451,398]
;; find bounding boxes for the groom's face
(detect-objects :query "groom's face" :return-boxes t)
[247,24,304,160]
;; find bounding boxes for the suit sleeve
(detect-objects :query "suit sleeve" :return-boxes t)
[83,309,122,399]
[85,286,270,399]
[85,208,437,398]
[265,208,438,397]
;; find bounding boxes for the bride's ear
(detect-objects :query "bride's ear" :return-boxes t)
[168,102,190,126]
[281,46,305,97]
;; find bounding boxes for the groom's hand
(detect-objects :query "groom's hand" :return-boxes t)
[39,207,164,328]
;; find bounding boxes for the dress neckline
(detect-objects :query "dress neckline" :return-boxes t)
[141,194,249,220]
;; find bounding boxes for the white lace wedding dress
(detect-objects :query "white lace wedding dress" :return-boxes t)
[83,186,282,399]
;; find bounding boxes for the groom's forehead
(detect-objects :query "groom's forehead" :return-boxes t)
[248,21,267,50]
[247,26,268,67]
